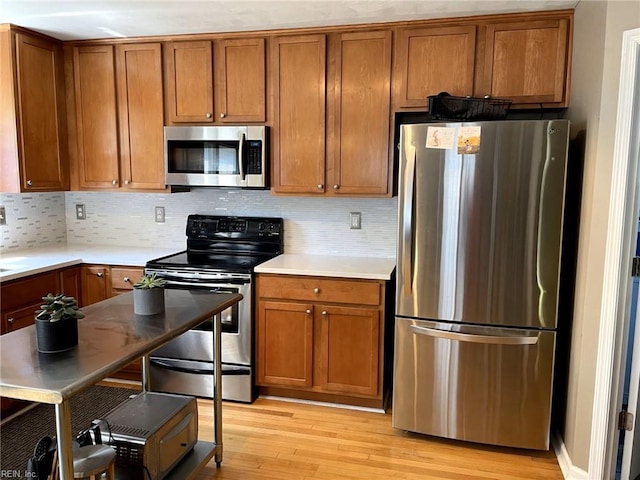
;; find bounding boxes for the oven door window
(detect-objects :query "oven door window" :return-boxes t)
[167,140,240,175]
[190,288,239,334]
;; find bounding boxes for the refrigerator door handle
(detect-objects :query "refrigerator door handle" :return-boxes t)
[409,325,540,345]
[402,146,417,296]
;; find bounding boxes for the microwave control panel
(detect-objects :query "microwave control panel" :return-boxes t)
[246,141,263,174]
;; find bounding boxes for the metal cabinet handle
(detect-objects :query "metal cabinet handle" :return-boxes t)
[26,180,33,186]
[112,180,117,185]
[313,288,320,294]
[96,272,103,278]
[220,113,226,118]
[123,277,130,283]
[7,318,15,324]
[305,309,311,314]
[333,184,339,190]
[321,311,328,316]
[317,184,323,190]
[124,179,130,185]
[206,112,212,118]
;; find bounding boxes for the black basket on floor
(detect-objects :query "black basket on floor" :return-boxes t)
[428,93,511,121]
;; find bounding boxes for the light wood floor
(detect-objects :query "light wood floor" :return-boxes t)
[101,381,563,479]
[195,398,563,480]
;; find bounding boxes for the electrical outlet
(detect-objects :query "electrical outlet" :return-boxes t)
[75,204,86,220]
[350,212,361,229]
[155,206,165,223]
[0,206,6,225]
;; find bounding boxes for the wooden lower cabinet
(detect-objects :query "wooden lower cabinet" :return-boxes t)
[256,274,387,408]
[0,266,80,418]
[81,264,110,306]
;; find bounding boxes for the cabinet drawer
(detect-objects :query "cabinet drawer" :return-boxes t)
[1,271,59,310]
[259,275,381,306]
[111,267,143,290]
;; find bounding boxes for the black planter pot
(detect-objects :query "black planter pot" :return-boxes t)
[35,317,78,353]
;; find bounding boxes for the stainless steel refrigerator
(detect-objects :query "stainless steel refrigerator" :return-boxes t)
[392,119,570,450]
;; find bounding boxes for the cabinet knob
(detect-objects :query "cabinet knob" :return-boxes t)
[206,113,212,119]
[313,287,320,294]
[112,180,117,185]
[220,113,226,118]
[97,272,103,278]
[124,179,130,185]
[333,184,339,190]
[123,277,130,283]
[7,317,15,324]
[321,311,328,316]
[26,180,33,186]
[317,184,323,190]
[305,309,311,314]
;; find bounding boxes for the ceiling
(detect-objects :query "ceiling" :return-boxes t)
[1,0,578,41]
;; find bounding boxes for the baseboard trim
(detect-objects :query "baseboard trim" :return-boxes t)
[553,431,590,480]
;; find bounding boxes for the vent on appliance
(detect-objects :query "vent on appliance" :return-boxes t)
[111,424,151,437]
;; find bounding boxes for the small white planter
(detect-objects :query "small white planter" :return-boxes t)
[133,288,165,315]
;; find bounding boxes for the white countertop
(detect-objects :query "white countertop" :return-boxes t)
[254,254,396,280]
[0,245,178,282]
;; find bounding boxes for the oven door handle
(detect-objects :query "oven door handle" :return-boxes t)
[150,358,250,376]
[155,274,251,285]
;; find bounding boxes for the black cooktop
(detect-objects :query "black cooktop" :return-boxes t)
[146,215,284,274]
[147,251,273,274]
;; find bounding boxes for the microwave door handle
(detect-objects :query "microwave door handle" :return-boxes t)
[238,132,246,181]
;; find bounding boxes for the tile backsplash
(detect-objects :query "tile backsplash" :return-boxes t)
[1,190,397,256]
[64,189,398,257]
[0,193,67,251]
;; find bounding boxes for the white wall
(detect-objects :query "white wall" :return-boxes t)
[563,0,640,471]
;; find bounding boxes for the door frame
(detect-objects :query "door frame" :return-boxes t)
[589,28,640,480]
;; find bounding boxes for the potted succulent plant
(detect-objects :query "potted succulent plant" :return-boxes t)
[133,273,167,315]
[35,294,84,353]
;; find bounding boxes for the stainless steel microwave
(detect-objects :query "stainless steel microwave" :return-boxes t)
[164,126,268,188]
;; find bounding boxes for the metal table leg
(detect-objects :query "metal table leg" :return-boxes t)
[54,400,74,480]
[141,354,151,392]
[214,312,223,467]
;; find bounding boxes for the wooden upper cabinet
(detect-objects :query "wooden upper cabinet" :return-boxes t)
[271,34,327,194]
[396,25,476,108]
[164,40,214,123]
[1,29,68,192]
[329,31,391,196]
[216,38,266,123]
[115,43,165,189]
[73,45,120,189]
[480,19,570,106]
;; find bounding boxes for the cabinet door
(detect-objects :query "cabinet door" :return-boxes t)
[73,45,120,189]
[329,31,391,196]
[319,305,380,396]
[15,33,68,191]
[115,43,165,189]
[164,41,214,123]
[59,266,82,306]
[81,265,110,306]
[2,302,41,333]
[257,301,313,387]
[481,19,569,106]
[396,26,476,108]
[271,35,326,194]
[217,38,266,123]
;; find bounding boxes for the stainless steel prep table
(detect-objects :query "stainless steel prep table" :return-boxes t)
[0,289,242,480]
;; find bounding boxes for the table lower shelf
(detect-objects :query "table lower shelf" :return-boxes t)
[114,441,219,480]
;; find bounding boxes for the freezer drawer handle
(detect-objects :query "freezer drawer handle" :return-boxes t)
[409,325,539,345]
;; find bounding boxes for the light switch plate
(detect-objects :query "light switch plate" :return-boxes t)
[350,212,361,229]
[0,206,6,225]
[75,204,86,220]
[155,206,165,223]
